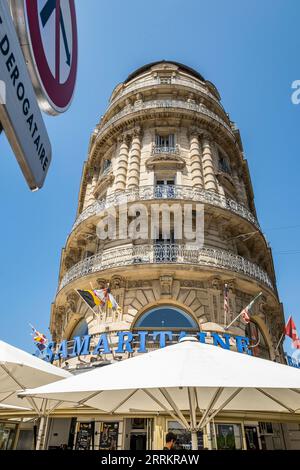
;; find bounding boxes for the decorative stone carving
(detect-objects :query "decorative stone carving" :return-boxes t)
[96,278,108,288]
[66,292,79,313]
[111,275,126,289]
[160,275,174,297]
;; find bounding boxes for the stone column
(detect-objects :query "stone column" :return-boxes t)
[115,134,130,192]
[127,128,142,190]
[189,132,204,189]
[201,135,218,192]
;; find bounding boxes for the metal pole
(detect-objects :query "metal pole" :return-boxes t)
[275,333,284,352]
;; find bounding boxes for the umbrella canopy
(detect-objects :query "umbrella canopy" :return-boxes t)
[20,337,300,449]
[0,340,71,413]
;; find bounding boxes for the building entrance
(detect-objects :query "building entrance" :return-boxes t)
[244,425,260,450]
[124,418,153,450]
[130,432,147,450]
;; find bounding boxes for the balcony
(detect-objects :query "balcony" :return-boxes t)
[72,185,260,231]
[106,76,222,113]
[151,145,179,155]
[94,99,233,146]
[58,244,274,292]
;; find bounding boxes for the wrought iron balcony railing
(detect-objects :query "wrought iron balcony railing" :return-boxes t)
[151,145,179,155]
[95,99,233,143]
[106,76,223,113]
[73,185,260,231]
[59,244,273,292]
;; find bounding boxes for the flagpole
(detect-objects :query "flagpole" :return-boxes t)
[274,332,284,352]
[224,284,228,328]
[224,292,262,331]
[224,311,244,331]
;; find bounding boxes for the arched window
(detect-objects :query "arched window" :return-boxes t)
[69,319,89,339]
[133,306,199,331]
[245,322,270,359]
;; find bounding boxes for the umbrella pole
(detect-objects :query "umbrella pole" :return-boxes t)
[36,415,45,450]
[191,430,198,450]
[36,399,48,450]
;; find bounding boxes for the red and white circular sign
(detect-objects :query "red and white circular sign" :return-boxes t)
[20,0,78,115]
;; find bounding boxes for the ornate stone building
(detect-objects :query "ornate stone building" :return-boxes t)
[50,61,284,365]
[43,61,296,450]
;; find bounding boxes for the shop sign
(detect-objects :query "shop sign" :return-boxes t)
[41,330,252,363]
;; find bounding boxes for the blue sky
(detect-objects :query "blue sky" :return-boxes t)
[0,0,299,356]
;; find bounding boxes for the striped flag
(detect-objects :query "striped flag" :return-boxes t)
[241,292,262,324]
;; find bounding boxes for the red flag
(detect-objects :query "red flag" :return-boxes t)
[285,316,299,341]
[240,293,262,324]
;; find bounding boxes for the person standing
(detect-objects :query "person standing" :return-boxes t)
[163,432,177,450]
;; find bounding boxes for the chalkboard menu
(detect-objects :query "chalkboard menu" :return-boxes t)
[75,423,93,450]
[99,422,119,450]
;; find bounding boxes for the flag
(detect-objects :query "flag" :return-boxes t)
[78,287,122,315]
[224,284,229,317]
[240,292,262,324]
[30,325,47,351]
[292,339,300,350]
[284,316,299,341]
[94,286,121,313]
[77,289,102,311]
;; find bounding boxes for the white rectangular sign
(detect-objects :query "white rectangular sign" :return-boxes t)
[0,1,51,190]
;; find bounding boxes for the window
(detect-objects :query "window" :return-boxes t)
[211,424,243,450]
[83,250,94,260]
[218,151,231,175]
[155,134,175,149]
[168,421,203,450]
[70,319,89,339]
[103,159,111,174]
[245,322,270,359]
[134,306,198,331]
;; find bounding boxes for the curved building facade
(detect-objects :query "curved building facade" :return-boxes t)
[41,61,297,450]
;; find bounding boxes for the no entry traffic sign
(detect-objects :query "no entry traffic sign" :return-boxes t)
[11,0,78,115]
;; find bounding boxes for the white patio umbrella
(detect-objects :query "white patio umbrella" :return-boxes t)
[0,340,72,449]
[0,340,71,411]
[20,337,300,450]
